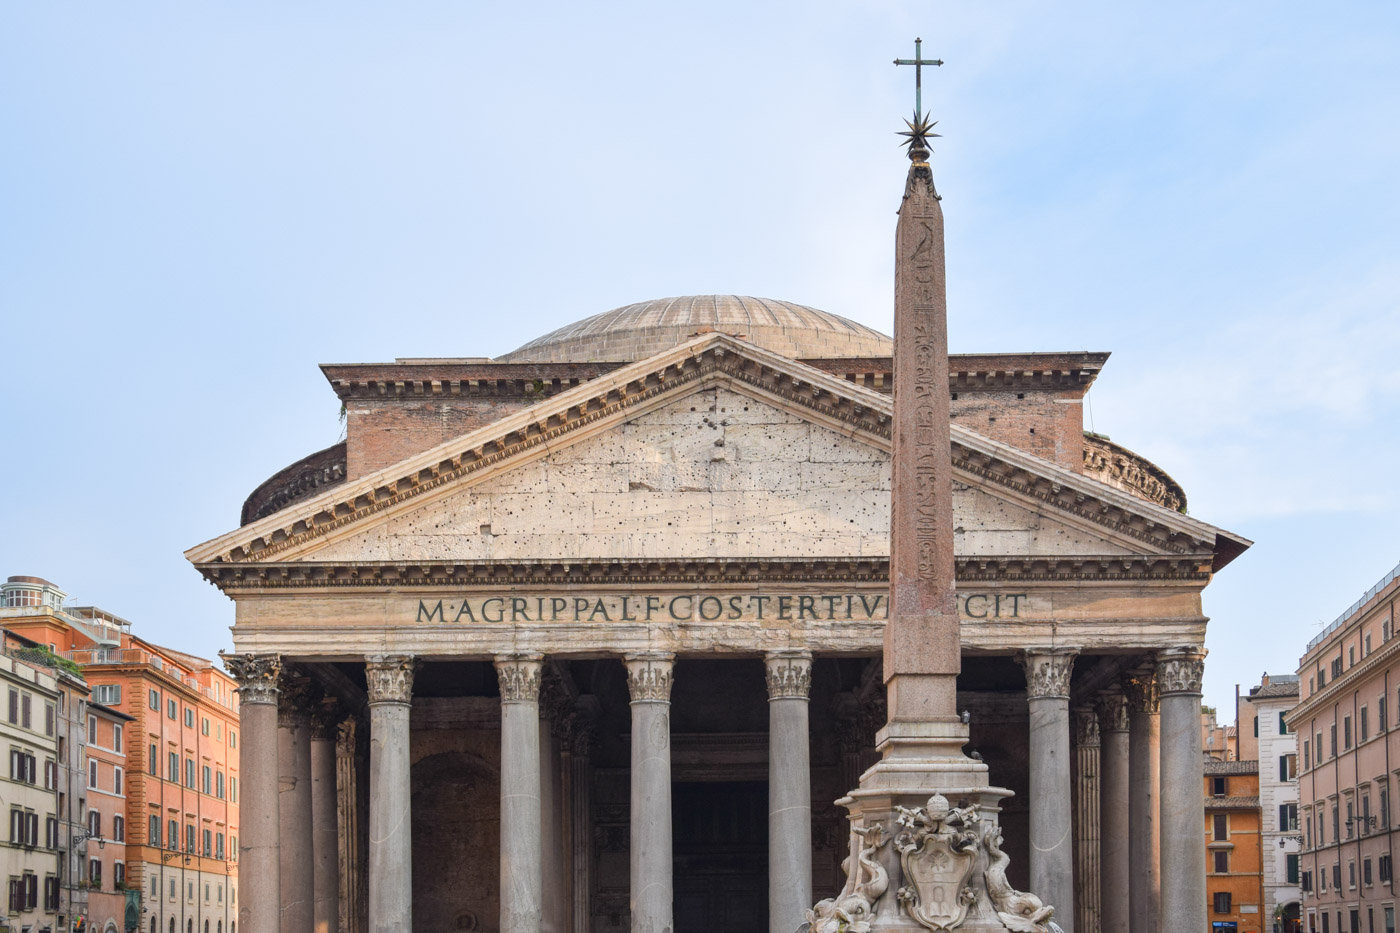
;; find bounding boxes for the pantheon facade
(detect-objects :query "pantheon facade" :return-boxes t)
[188,296,1250,933]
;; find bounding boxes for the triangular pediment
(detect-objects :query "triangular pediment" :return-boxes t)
[186,333,1247,571]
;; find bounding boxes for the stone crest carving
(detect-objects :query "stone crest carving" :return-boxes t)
[1072,706,1100,748]
[1018,650,1077,700]
[1155,648,1206,696]
[1095,693,1130,733]
[1123,672,1159,715]
[892,794,981,931]
[365,655,417,705]
[625,654,674,703]
[220,653,281,705]
[494,656,542,703]
[806,822,889,933]
[765,652,813,699]
[983,825,1065,933]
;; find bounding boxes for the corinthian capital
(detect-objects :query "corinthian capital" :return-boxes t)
[624,653,674,703]
[1096,692,1130,733]
[1156,647,1207,696]
[1073,706,1101,747]
[221,653,281,706]
[1018,649,1078,700]
[494,655,543,704]
[764,651,813,700]
[365,655,417,705]
[1124,671,1160,715]
[276,669,315,727]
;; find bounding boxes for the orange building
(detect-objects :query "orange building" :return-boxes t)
[0,577,240,933]
[1207,758,1266,933]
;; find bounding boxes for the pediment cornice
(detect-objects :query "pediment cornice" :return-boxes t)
[194,554,1213,591]
[186,333,1247,569]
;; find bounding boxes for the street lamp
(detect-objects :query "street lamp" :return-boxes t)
[72,832,105,850]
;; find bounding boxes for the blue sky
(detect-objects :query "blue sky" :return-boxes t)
[2,2,1397,716]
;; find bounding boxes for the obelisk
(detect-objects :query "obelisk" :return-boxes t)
[806,48,1065,933]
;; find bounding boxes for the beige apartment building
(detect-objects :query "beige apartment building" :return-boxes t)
[1289,561,1400,933]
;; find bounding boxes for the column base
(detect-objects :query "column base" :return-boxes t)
[810,723,1066,933]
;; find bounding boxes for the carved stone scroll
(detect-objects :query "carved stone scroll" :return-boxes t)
[364,655,416,705]
[624,653,674,703]
[222,652,282,705]
[494,655,543,703]
[764,650,813,699]
[1019,649,1077,700]
[1155,648,1206,696]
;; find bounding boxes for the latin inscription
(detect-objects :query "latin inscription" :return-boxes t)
[411,592,1030,624]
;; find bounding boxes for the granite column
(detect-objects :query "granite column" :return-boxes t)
[1125,671,1161,933]
[565,703,597,933]
[496,655,544,933]
[1156,649,1208,933]
[366,655,416,933]
[310,701,341,933]
[1096,692,1131,933]
[278,671,315,933]
[765,651,813,933]
[625,653,673,933]
[1020,649,1078,933]
[222,654,281,933]
[1072,705,1101,933]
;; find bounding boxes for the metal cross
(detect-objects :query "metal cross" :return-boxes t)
[893,37,943,117]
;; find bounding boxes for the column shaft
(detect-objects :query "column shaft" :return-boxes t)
[625,654,673,933]
[567,707,597,933]
[766,652,813,933]
[278,675,315,933]
[1072,707,1101,933]
[311,707,341,933]
[223,655,282,933]
[1157,650,1208,933]
[366,656,416,933]
[496,656,545,933]
[1126,672,1161,933]
[335,718,362,933]
[1097,694,1131,933]
[540,700,567,933]
[1020,650,1077,933]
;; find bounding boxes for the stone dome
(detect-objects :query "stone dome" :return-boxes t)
[496,295,892,363]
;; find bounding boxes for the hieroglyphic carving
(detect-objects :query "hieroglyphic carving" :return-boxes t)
[764,651,812,699]
[493,655,543,703]
[221,652,281,705]
[364,655,416,705]
[1018,649,1078,700]
[1155,648,1206,695]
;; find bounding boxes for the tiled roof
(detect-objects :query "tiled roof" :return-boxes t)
[1206,796,1260,810]
[1205,759,1259,775]
[1252,681,1300,699]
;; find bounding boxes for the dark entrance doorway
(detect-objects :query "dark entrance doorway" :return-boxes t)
[673,781,768,933]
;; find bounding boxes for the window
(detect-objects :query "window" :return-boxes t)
[202,717,210,736]
[1382,854,1393,882]
[1304,739,1311,770]
[44,875,58,911]
[1331,723,1338,757]
[216,832,224,858]
[1280,755,1294,781]
[183,823,194,853]
[88,810,100,837]
[186,757,195,789]
[1385,790,1392,829]
[1347,801,1355,838]
[45,816,58,849]
[202,765,211,794]
[1281,803,1299,831]
[45,704,54,737]
[149,689,160,711]
[1345,716,1353,749]
[43,758,56,789]
[89,857,101,887]
[1280,711,1289,734]
[216,771,225,799]
[185,708,194,728]
[1365,858,1374,885]
[1349,861,1356,888]
[1213,814,1228,841]
[203,828,212,856]
[88,714,97,744]
[1254,715,1259,737]
[230,730,237,749]
[149,743,157,775]
[1213,891,1232,914]
[1211,777,1227,797]
[1213,850,1230,873]
[20,694,30,729]
[1333,862,1342,889]
[92,684,120,705]
[169,819,178,851]
[1363,707,1370,742]
[113,815,125,842]
[113,722,123,751]
[1382,696,1389,731]
[231,777,238,803]
[168,698,177,720]
[115,861,125,888]
[149,814,160,846]
[114,766,123,796]
[88,758,98,789]
[169,752,178,782]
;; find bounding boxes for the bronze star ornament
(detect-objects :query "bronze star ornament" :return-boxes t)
[898,110,941,160]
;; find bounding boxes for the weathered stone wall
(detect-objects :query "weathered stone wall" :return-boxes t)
[347,398,536,481]
[312,387,1126,564]
[950,388,1086,472]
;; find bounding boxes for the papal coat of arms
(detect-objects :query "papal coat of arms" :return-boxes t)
[893,794,981,931]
